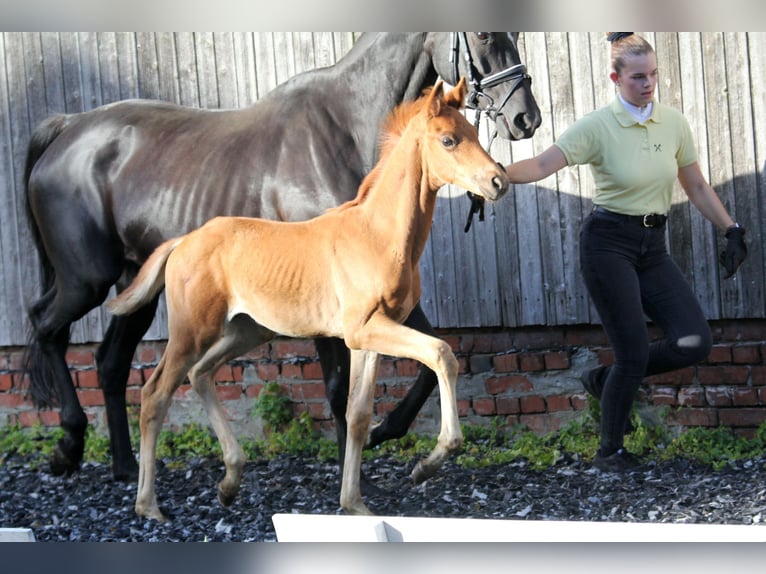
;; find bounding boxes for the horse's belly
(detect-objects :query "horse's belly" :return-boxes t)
[228,294,343,340]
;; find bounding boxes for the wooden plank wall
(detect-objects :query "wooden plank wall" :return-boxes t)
[0,32,764,347]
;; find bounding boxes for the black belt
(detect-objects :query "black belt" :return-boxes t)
[593,206,667,228]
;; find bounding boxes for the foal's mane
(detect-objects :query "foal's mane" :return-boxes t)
[326,87,436,213]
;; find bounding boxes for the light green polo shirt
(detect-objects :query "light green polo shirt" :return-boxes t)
[554,98,697,215]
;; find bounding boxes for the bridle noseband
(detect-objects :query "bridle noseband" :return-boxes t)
[447,32,532,232]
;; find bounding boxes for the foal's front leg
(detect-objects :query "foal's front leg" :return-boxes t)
[339,349,380,515]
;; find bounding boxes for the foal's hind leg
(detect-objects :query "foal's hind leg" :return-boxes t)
[135,346,194,522]
[187,316,271,509]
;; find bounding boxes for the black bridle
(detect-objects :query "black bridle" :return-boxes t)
[447,33,531,232]
[449,32,532,135]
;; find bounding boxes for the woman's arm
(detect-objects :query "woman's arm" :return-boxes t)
[677,162,736,231]
[504,145,569,184]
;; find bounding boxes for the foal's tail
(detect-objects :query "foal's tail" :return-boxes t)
[107,238,183,316]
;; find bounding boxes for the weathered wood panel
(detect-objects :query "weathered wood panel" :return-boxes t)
[0,32,764,347]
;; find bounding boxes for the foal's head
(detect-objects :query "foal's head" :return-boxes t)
[381,77,510,202]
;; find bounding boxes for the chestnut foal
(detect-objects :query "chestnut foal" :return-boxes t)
[108,78,509,520]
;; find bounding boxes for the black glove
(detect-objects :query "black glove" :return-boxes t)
[719,224,747,279]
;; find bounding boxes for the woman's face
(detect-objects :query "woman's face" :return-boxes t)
[611,52,658,108]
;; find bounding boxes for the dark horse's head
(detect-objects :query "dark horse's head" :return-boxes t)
[428,32,541,141]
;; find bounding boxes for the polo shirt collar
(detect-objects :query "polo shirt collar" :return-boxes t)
[611,96,661,126]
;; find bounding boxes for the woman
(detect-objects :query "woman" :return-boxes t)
[504,33,747,472]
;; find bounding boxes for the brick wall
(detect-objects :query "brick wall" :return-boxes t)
[1,319,764,439]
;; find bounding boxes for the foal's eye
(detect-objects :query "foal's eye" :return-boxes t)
[441,136,457,148]
[476,32,490,41]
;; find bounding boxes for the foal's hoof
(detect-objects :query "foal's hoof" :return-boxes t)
[218,485,239,508]
[410,461,436,485]
[49,446,81,477]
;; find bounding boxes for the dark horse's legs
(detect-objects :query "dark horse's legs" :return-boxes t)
[316,302,439,487]
[95,297,160,481]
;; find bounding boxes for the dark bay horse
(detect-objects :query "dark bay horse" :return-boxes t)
[23,32,541,483]
[109,79,509,518]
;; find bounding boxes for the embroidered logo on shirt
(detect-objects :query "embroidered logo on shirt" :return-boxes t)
[654,144,662,152]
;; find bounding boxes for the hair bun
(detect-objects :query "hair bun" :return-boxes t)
[607,32,634,43]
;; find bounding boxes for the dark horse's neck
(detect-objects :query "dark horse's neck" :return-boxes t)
[280,33,439,171]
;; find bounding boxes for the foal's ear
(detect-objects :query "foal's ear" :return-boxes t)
[426,79,445,117]
[444,77,467,110]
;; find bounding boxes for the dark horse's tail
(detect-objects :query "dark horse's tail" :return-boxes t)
[22,114,71,408]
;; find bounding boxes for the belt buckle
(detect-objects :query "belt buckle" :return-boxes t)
[642,214,653,228]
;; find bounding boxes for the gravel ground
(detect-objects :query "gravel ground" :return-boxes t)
[2,450,766,542]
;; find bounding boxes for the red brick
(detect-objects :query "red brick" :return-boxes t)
[495,396,520,415]
[137,345,160,364]
[256,363,279,381]
[646,367,694,386]
[302,361,324,381]
[307,401,331,421]
[377,359,395,378]
[546,394,572,412]
[677,386,706,407]
[18,410,41,427]
[292,381,325,401]
[732,387,759,406]
[493,353,519,373]
[571,395,588,410]
[519,353,545,372]
[281,363,302,379]
[127,368,144,387]
[752,366,766,386]
[718,407,766,427]
[77,389,104,407]
[706,345,732,364]
[544,351,570,370]
[651,387,678,406]
[395,359,419,378]
[76,369,100,388]
[216,384,242,401]
[0,373,12,392]
[457,399,471,417]
[671,407,718,427]
[272,339,316,360]
[485,374,532,395]
[66,349,94,367]
[705,387,732,407]
[520,395,545,413]
[732,344,761,364]
[472,397,496,416]
[245,382,264,399]
[0,393,26,408]
[126,388,142,405]
[697,365,749,386]
[39,410,61,426]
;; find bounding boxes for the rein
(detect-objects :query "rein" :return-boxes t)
[448,33,531,232]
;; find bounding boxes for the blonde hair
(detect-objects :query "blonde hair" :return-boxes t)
[607,33,654,75]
